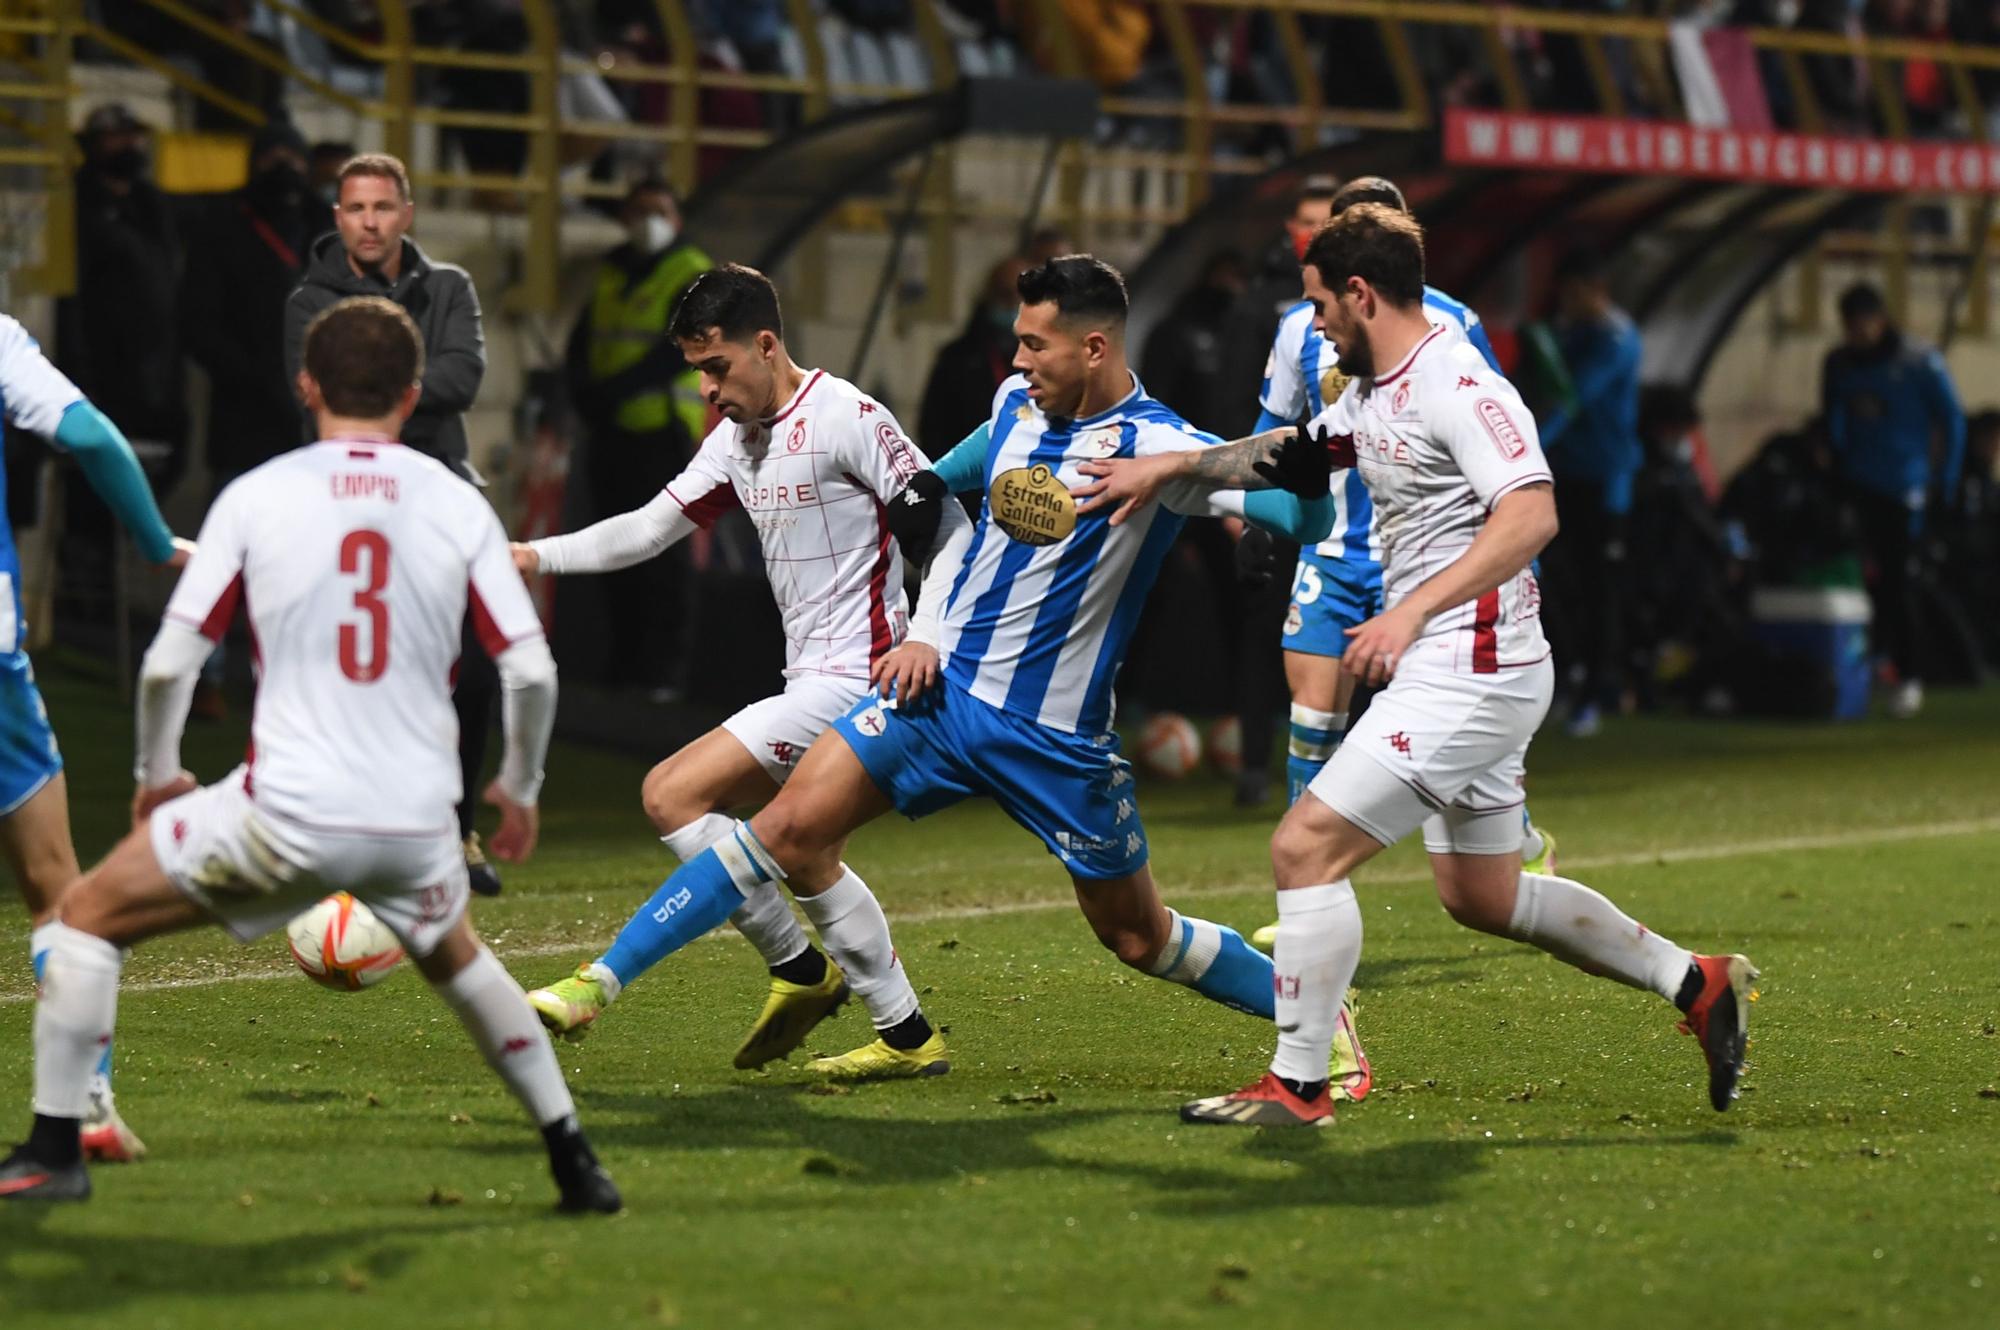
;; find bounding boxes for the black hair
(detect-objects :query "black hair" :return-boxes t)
[1301,204,1425,308]
[303,296,424,418]
[668,262,783,343]
[1838,282,1887,321]
[1015,254,1128,328]
[1298,173,1340,205]
[624,174,677,210]
[1331,175,1407,216]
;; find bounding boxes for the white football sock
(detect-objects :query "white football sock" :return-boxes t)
[1269,881,1362,1085]
[33,923,123,1119]
[664,814,811,968]
[795,867,918,1029]
[1520,819,1546,865]
[1148,908,1219,983]
[436,946,576,1127]
[1509,872,1692,1000]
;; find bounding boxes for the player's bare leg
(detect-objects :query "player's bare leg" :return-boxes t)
[746,737,946,1078]
[1185,788,1383,1127]
[530,730,855,1061]
[4,778,146,1164]
[1429,849,1757,1110]
[1066,865,1284,1024]
[638,729,849,1066]
[413,915,620,1213]
[2,821,203,1199]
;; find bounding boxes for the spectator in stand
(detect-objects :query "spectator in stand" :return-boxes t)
[1538,247,1643,738]
[1139,250,1246,432]
[55,104,187,623]
[185,0,289,132]
[919,253,1029,458]
[562,177,713,698]
[308,139,355,210]
[284,152,503,894]
[1820,281,1965,717]
[1798,0,1871,131]
[180,119,318,719]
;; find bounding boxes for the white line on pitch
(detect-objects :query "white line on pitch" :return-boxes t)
[2,814,1994,1006]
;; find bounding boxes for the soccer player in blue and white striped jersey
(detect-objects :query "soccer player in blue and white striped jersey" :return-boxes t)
[573,256,1339,1079]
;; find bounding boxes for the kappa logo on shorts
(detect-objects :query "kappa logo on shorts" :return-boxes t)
[1115,798,1134,823]
[171,819,188,845]
[769,740,800,767]
[1125,831,1143,856]
[852,704,888,738]
[1388,732,1413,757]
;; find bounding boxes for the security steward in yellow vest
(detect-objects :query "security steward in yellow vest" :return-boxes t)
[563,178,712,693]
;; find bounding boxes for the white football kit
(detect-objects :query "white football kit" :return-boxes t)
[138,439,557,954]
[530,367,965,782]
[1304,328,1556,854]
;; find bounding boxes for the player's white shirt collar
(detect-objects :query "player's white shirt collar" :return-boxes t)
[1357,323,1450,395]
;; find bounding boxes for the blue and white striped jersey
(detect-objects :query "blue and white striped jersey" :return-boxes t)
[1257,285,1502,567]
[0,316,83,660]
[937,372,1233,736]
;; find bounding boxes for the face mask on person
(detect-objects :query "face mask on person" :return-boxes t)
[249,164,307,215]
[99,146,147,181]
[627,213,676,254]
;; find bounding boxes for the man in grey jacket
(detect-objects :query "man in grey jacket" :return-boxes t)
[283,152,503,895]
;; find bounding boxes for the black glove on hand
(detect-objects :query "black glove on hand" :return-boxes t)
[1251,422,1336,499]
[1234,525,1278,586]
[884,470,948,564]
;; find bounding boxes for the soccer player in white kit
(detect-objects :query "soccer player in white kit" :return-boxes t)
[1077,208,1757,1127]
[521,265,968,1077]
[1,299,619,1208]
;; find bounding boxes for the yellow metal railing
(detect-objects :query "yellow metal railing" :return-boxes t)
[17,1,1998,308]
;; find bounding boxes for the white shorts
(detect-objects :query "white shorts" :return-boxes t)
[721,673,870,783]
[150,771,469,957]
[1308,649,1554,856]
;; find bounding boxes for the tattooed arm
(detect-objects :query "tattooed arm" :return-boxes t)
[1073,425,1335,526]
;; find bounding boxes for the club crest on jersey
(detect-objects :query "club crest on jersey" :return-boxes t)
[1320,366,1349,403]
[989,463,1077,546]
[1392,378,1412,415]
[1077,425,1122,458]
[786,419,808,453]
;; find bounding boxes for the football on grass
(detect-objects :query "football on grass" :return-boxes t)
[1137,712,1202,779]
[287,892,404,991]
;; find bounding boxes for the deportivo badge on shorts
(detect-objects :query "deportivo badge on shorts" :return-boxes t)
[1284,603,1304,636]
[989,464,1077,546]
[852,704,887,737]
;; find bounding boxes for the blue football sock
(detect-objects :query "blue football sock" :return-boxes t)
[1150,911,1276,1019]
[1287,704,1345,805]
[598,827,778,989]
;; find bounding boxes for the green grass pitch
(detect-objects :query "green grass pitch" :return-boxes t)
[2,656,1997,1329]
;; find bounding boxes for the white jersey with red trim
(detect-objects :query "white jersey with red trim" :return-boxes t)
[1309,329,1552,673]
[665,368,920,679]
[164,439,543,834]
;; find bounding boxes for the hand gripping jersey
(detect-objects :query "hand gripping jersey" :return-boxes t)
[663,369,921,679]
[164,440,546,834]
[936,373,1239,735]
[1260,286,1502,569]
[1308,328,1552,674]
